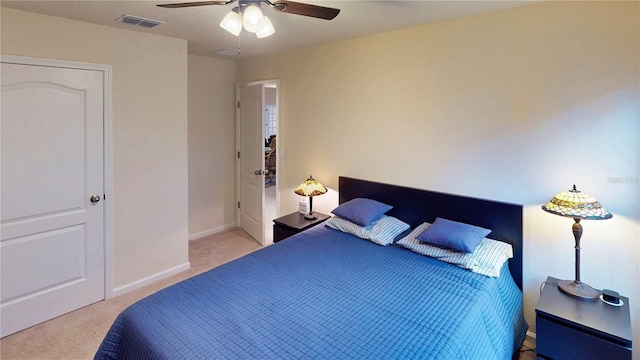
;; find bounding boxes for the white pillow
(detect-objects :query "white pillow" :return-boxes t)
[397,222,513,278]
[326,215,409,246]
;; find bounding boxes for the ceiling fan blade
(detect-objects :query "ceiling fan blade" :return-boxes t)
[157,1,235,8]
[270,0,340,20]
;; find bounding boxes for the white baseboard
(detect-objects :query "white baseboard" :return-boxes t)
[189,223,236,241]
[111,261,191,298]
[525,330,536,346]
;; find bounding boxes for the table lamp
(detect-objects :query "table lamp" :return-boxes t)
[294,175,327,219]
[542,185,612,301]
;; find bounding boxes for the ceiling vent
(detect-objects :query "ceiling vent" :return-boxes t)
[212,49,240,57]
[116,14,164,28]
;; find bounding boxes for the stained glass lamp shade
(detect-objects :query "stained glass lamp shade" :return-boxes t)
[294,175,327,219]
[542,185,612,301]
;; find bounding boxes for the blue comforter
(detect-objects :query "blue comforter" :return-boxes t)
[95,225,527,359]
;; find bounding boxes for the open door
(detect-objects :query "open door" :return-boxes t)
[236,81,279,245]
[237,83,266,243]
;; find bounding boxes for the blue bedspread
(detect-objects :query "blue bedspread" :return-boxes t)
[95,225,527,359]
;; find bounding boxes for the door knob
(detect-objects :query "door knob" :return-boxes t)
[254,170,264,175]
[90,194,101,203]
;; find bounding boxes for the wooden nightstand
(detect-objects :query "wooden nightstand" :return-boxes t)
[535,276,632,360]
[273,212,330,242]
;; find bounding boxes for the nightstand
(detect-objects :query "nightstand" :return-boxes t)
[273,212,330,242]
[535,276,632,360]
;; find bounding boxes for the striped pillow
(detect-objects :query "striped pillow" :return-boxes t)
[397,222,513,278]
[326,215,410,246]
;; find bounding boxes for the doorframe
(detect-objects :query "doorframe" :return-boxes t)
[1,55,115,299]
[235,79,280,245]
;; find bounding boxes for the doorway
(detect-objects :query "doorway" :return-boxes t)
[263,83,277,243]
[236,80,279,245]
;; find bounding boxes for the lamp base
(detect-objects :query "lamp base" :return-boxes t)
[558,280,600,302]
[304,213,317,220]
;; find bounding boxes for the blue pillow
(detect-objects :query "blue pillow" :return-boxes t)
[331,198,393,227]
[416,217,491,253]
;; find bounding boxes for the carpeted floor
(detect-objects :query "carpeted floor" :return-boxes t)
[0,227,536,359]
[0,228,263,360]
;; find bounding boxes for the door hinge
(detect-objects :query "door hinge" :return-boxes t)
[237,101,240,108]
[103,194,106,200]
[237,201,241,209]
[237,151,240,159]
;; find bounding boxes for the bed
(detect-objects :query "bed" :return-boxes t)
[95,177,528,359]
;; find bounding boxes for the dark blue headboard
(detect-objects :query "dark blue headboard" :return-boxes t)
[338,176,523,290]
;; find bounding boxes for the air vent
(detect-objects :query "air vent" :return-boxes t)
[116,14,164,28]
[212,48,239,57]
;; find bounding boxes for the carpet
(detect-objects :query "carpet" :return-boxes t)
[0,228,262,359]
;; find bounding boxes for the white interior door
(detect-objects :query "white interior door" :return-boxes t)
[238,83,265,243]
[1,60,105,337]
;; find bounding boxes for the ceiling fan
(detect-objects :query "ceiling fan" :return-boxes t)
[157,0,340,20]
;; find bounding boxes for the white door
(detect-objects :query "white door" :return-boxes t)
[1,60,105,337]
[238,84,265,243]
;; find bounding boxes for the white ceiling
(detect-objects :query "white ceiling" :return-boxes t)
[1,0,539,59]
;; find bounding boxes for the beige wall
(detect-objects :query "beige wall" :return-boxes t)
[1,8,190,290]
[188,55,237,238]
[237,1,639,351]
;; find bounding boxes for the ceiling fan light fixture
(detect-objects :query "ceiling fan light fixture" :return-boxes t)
[256,16,275,38]
[242,4,265,33]
[158,0,340,41]
[219,8,242,36]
